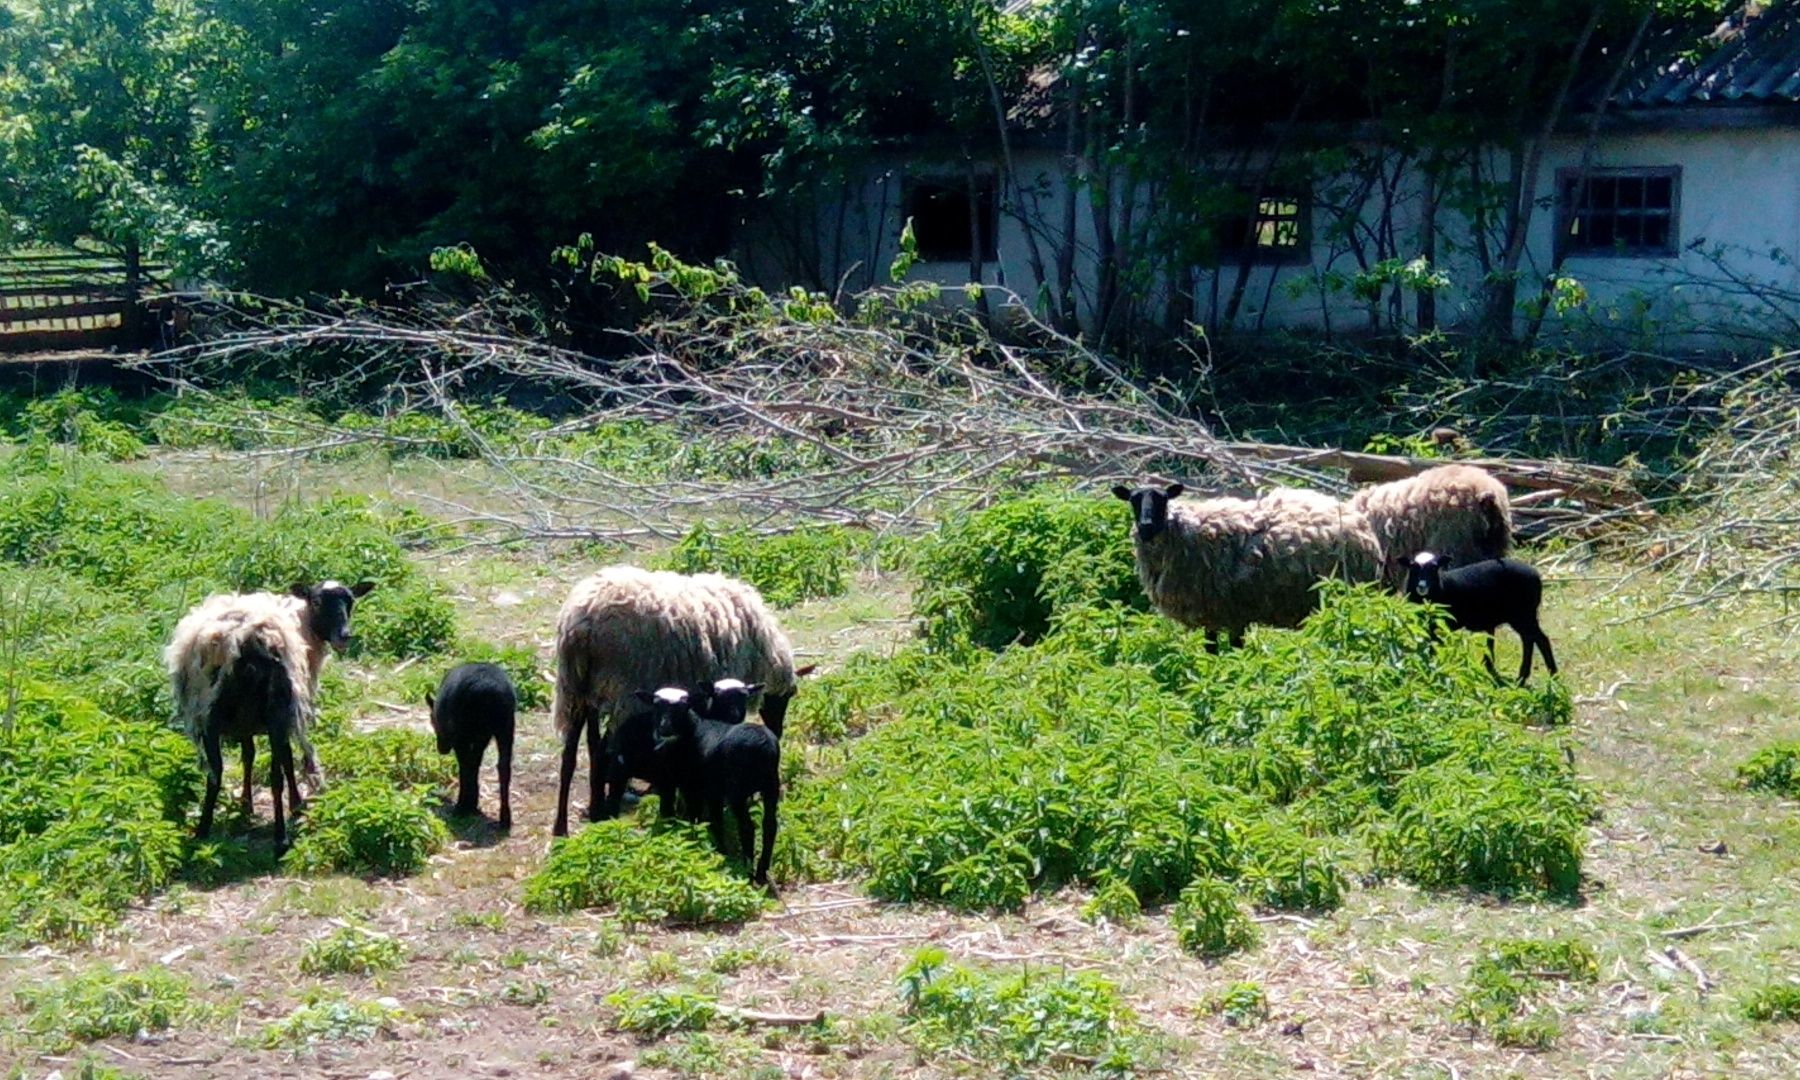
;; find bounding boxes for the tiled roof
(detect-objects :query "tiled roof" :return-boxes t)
[1611,3,1800,109]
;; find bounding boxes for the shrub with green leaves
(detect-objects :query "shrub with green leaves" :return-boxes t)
[782,586,1586,910]
[282,779,448,877]
[1205,981,1269,1027]
[605,988,720,1037]
[659,522,854,608]
[913,490,1143,650]
[315,729,456,792]
[1454,937,1598,1049]
[1742,981,1800,1023]
[299,926,408,976]
[1172,878,1260,958]
[1738,742,1800,799]
[260,990,407,1048]
[17,966,208,1051]
[899,948,1144,1075]
[523,817,767,926]
[455,640,551,710]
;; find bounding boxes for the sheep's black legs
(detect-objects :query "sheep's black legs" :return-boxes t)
[1516,620,1558,682]
[755,793,778,887]
[707,800,727,853]
[584,712,605,822]
[238,738,255,819]
[269,720,296,856]
[552,719,582,837]
[284,737,305,815]
[732,799,756,870]
[454,745,482,816]
[496,731,513,830]
[1483,633,1500,679]
[600,747,629,821]
[197,728,225,840]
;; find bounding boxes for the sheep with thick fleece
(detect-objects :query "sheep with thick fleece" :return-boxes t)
[167,580,373,853]
[549,566,812,837]
[1112,482,1382,648]
[1350,464,1512,589]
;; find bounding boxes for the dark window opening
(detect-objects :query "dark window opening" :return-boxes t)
[1557,167,1679,258]
[1216,187,1310,264]
[905,175,998,263]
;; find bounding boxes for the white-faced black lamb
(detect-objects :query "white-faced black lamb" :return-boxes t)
[1112,482,1382,648]
[597,677,755,820]
[640,685,782,887]
[166,580,374,853]
[427,662,516,829]
[1351,464,1513,589]
[549,565,816,837]
[1405,551,1557,683]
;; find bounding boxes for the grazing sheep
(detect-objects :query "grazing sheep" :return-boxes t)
[427,662,516,829]
[600,676,768,821]
[1351,464,1512,590]
[549,565,815,837]
[167,580,374,853]
[1112,482,1382,648]
[640,685,782,887]
[1406,551,1557,683]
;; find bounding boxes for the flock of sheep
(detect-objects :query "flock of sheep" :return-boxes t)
[162,463,1555,882]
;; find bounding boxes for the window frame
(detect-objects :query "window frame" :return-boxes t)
[1554,165,1682,260]
[901,173,1000,265]
[1215,185,1312,266]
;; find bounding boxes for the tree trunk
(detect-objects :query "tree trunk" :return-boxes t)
[965,151,991,324]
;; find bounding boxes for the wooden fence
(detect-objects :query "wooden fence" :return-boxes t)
[0,249,169,353]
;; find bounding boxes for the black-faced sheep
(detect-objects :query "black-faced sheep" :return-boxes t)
[167,580,374,853]
[1112,482,1382,648]
[1351,464,1513,590]
[548,565,814,838]
[598,677,765,821]
[1405,551,1557,683]
[427,662,515,829]
[639,685,782,887]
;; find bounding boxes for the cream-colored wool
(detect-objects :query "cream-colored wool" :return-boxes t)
[165,591,324,781]
[1132,489,1381,640]
[1350,464,1513,589]
[549,565,797,738]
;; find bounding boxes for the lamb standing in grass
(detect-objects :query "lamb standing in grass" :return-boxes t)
[167,580,374,853]
[1113,482,1382,648]
[427,662,515,829]
[641,684,782,887]
[600,677,763,821]
[548,565,813,837]
[1406,551,1557,683]
[1351,464,1513,590]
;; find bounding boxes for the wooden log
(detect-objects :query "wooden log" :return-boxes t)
[1217,441,1642,509]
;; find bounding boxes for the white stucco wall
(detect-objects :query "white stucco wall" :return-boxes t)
[749,123,1800,346]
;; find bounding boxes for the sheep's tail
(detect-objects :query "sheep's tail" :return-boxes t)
[1480,491,1513,558]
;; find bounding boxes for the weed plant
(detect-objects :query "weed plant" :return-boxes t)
[659,522,853,607]
[17,966,209,1051]
[282,780,448,877]
[1738,743,1800,798]
[1742,981,1800,1022]
[298,926,408,976]
[606,988,721,1037]
[522,816,767,926]
[260,990,407,1047]
[1453,937,1598,1049]
[315,729,456,792]
[898,947,1144,1075]
[1172,878,1261,958]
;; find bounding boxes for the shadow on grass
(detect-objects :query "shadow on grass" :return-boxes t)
[437,799,509,848]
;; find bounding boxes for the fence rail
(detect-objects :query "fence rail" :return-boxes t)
[0,249,171,353]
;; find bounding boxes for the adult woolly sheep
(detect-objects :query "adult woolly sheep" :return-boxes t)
[1350,464,1512,589]
[167,580,374,854]
[1111,482,1381,648]
[549,566,814,838]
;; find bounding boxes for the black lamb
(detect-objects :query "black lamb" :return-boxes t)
[427,662,516,829]
[639,685,781,886]
[1405,551,1558,683]
[599,678,757,820]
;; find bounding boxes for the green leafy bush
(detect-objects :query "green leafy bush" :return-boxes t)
[781,586,1585,910]
[260,990,406,1048]
[316,729,455,792]
[913,490,1143,650]
[1172,878,1260,958]
[1743,982,1800,1023]
[898,948,1143,1075]
[17,966,208,1051]
[1205,981,1269,1027]
[299,926,408,975]
[605,988,720,1037]
[1454,938,1597,1048]
[659,522,854,608]
[1738,743,1800,798]
[283,780,448,877]
[523,817,767,926]
[455,640,551,710]
[0,680,198,944]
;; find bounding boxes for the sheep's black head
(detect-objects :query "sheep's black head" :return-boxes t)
[424,688,452,753]
[756,663,817,740]
[1111,483,1185,541]
[291,579,375,652]
[1404,552,1444,603]
[705,678,762,725]
[636,686,697,751]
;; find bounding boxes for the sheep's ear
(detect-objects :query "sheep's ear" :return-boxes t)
[633,690,657,706]
[424,691,435,710]
[744,683,764,696]
[1164,483,1185,499]
[351,581,375,598]
[1111,485,1132,501]
[794,663,819,679]
[288,583,311,601]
